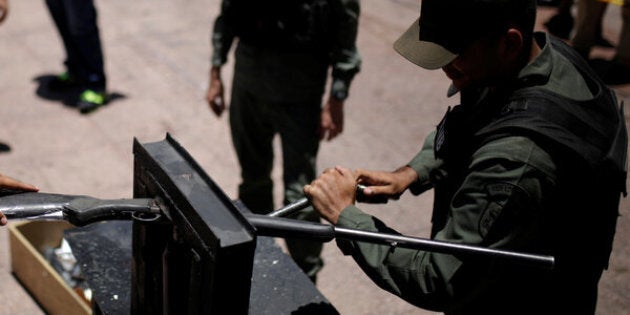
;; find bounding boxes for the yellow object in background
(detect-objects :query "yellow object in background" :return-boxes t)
[599,0,624,6]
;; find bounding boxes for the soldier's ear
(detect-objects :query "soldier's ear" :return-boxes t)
[502,28,524,62]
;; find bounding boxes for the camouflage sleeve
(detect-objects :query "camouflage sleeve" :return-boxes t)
[329,0,362,100]
[335,205,459,311]
[334,136,557,310]
[406,131,443,195]
[211,0,235,67]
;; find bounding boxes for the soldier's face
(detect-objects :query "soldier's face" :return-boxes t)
[441,35,504,91]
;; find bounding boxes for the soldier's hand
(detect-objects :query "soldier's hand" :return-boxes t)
[304,166,356,224]
[354,166,418,202]
[319,97,344,141]
[0,0,8,24]
[0,173,38,225]
[0,173,38,193]
[206,66,225,117]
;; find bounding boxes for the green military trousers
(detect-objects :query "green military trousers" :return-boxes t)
[229,76,325,281]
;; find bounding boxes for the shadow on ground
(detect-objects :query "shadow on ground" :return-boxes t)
[33,74,126,113]
[0,142,11,153]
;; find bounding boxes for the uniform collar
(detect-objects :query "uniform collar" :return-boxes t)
[514,32,552,87]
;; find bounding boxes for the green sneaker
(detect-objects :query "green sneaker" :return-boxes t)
[77,89,107,113]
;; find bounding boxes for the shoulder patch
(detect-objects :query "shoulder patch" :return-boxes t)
[478,182,522,239]
[486,182,514,197]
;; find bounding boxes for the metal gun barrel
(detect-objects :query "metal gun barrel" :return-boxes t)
[247,213,554,270]
[267,197,310,217]
[333,227,554,270]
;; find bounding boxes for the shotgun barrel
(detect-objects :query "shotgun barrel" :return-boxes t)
[246,213,555,270]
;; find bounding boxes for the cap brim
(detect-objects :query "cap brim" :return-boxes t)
[393,18,457,70]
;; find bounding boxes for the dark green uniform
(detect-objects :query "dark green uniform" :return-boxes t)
[211,0,361,279]
[335,33,626,314]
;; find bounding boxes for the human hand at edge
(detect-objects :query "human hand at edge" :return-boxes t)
[319,97,344,141]
[355,166,418,202]
[0,173,39,225]
[0,0,8,24]
[206,66,226,117]
[304,166,356,224]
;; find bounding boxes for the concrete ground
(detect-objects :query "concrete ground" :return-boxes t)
[0,1,628,314]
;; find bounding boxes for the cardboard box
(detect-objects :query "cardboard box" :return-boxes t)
[9,221,91,315]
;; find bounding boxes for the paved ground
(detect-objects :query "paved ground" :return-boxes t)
[0,1,629,314]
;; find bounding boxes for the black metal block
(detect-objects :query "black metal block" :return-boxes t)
[131,134,256,314]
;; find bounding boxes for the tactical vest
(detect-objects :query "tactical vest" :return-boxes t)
[477,38,627,196]
[432,37,627,268]
[222,0,337,51]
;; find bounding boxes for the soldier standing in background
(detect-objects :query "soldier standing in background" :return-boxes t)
[206,0,361,282]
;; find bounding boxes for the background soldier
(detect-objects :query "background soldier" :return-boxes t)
[206,0,361,282]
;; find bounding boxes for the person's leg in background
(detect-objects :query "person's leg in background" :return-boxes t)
[545,0,576,39]
[615,2,630,65]
[45,0,107,112]
[544,0,615,45]
[599,1,630,84]
[229,76,324,283]
[577,0,630,84]
[573,0,610,58]
[229,82,276,215]
[45,0,81,88]
[279,99,324,283]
